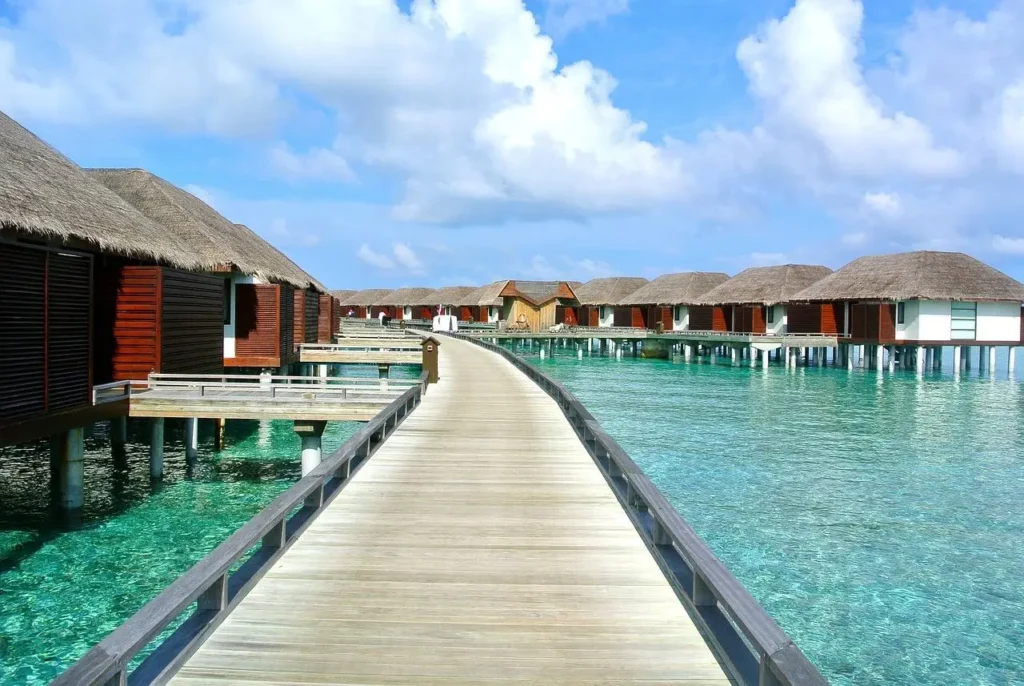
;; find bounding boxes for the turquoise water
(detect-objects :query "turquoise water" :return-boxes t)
[0,364,418,684]
[509,345,1024,685]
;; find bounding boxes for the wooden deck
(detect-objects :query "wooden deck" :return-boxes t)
[172,335,730,684]
[300,342,422,366]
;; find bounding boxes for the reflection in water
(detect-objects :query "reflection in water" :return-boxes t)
[512,345,1024,686]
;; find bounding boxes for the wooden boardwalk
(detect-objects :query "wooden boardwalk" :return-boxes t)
[172,335,730,684]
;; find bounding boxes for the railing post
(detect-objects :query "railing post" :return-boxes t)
[651,518,672,546]
[198,574,227,612]
[759,655,784,686]
[693,573,716,608]
[262,519,286,551]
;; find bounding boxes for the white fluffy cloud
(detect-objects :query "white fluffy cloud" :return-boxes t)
[357,242,427,274]
[4,0,1024,256]
[357,244,395,270]
[0,0,681,224]
[392,242,425,273]
[736,0,960,178]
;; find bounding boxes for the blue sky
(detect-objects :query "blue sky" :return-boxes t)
[3,0,1024,288]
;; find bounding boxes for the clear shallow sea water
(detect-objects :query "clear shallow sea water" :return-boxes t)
[0,364,418,684]
[508,345,1024,686]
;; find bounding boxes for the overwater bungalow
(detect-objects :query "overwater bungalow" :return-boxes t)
[0,112,208,447]
[374,287,436,320]
[617,272,730,331]
[458,281,505,324]
[89,169,324,371]
[339,288,393,319]
[791,251,1024,366]
[693,265,833,334]
[326,290,356,339]
[499,280,580,331]
[413,286,477,319]
[573,277,648,327]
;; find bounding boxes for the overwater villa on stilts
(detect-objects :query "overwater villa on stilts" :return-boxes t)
[373,287,437,321]
[456,280,506,324]
[499,280,581,330]
[790,250,1024,374]
[338,288,393,320]
[617,272,730,332]
[411,285,476,320]
[573,276,649,327]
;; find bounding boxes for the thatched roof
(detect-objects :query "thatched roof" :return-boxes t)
[339,288,393,306]
[235,223,327,292]
[331,289,357,301]
[501,280,579,305]
[0,111,200,268]
[791,251,1024,303]
[412,286,476,306]
[459,281,507,307]
[695,265,832,306]
[574,277,648,305]
[86,167,321,289]
[619,272,730,305]
[374,287,436,306]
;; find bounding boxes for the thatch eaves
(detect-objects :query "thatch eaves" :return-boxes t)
[339,288,393,306]
[695,265,832,306]
[459,281,508,307]
[374,287,436,307]
[574,277,648,305]
[791,251,1024,303]
[1,111,200,268]
[500,280,579,306]
[234,223,327,292]
[331,289,357,301]
[412,286,477,306]
[618,272,730,306]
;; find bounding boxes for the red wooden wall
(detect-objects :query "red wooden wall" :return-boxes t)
[0,243,92,426]
[160,269,223,376]
[733,306,767,334]
[786,303,841,335]
[317,294,338,343]
[711,306,731,332]
[850,303,896,343]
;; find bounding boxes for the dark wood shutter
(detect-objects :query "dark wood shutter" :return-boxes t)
[0,243,46,422]
[304,290,318,344]
[161,269,224,375]
[46,251,91,410]
[235,284,281,358]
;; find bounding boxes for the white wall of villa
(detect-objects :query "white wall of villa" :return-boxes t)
[767,305,785,335]
[895,300,1021,342]
[488,306,500,323]
[223,273,263,359]
[599,306,615,327]
[672,306,688,331]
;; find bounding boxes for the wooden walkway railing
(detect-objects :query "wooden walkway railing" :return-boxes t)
[52,372,429,686]
[455,335,827,686]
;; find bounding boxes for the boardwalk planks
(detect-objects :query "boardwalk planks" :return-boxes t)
[171,336,730,685]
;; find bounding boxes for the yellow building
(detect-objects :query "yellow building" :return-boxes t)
[499,281,580,331]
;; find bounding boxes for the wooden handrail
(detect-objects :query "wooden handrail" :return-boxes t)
[453,334,827,686]
[53,371,430,686]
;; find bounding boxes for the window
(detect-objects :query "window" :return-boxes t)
[951,302,977,340]
[897,302,905,325]
[600,306,607,320]
[766,306,775,324]
[223,279,232,325]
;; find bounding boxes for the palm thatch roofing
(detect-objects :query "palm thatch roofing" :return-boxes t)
[412,286,477,306]
[501,280,579,306]
[618,272,730,306]
[1,111,200,268]
[695,265,832,306]
[374,287,436,307]
[574,277,649,305]
[791,251,1024,303]
[86,167,321,290]
[459,281,508,307]
[339,288,393,306]
[331,289,357,301]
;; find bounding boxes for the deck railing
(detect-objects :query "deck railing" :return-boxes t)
[55,371,430,686]
[456,334,827,686]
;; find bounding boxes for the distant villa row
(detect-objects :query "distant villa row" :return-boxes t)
[339,253,1024,349]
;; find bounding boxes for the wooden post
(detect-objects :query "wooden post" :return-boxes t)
[213,418,225,451]
[421,337,440,383]
[51,428,85,510]
[110,416,127,446]
[150,418,165,480]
